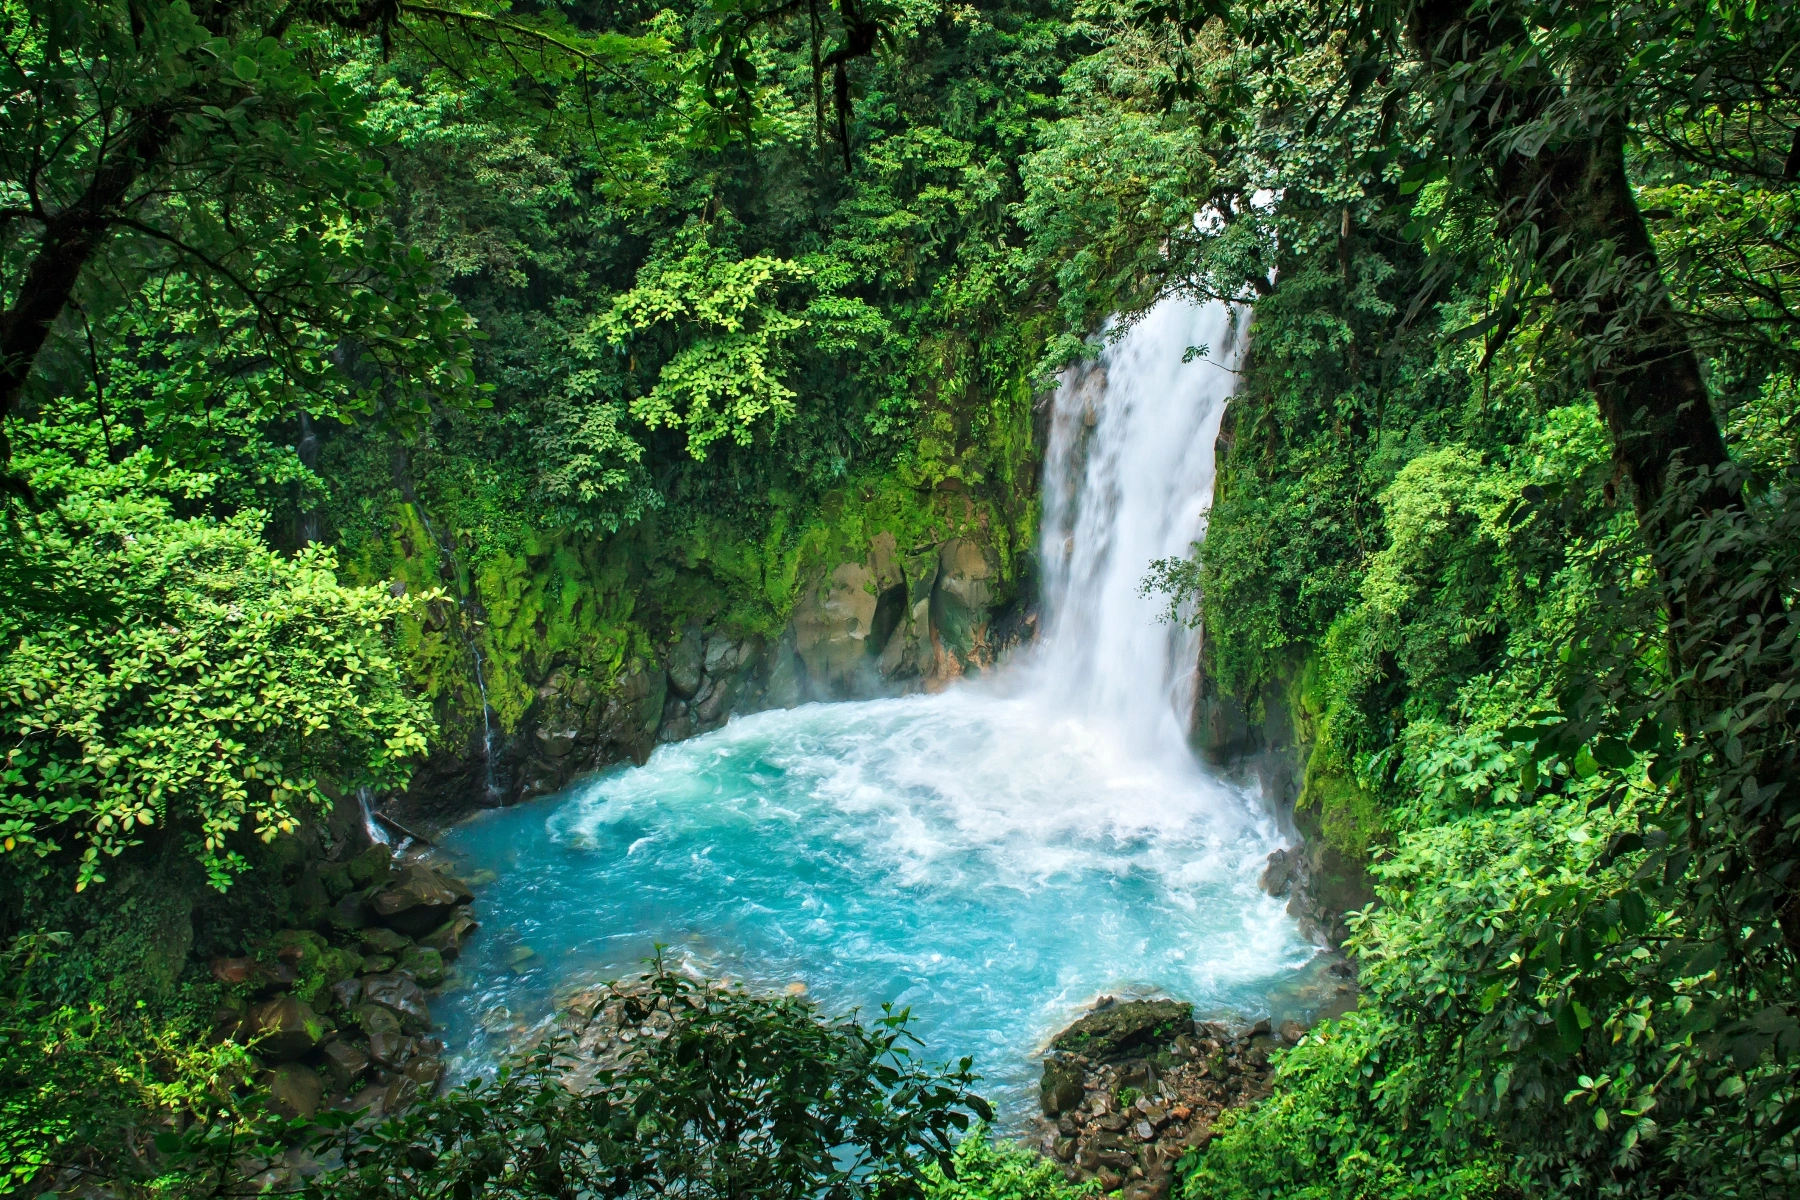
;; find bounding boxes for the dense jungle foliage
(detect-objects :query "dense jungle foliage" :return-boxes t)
[2,0,1798,1195]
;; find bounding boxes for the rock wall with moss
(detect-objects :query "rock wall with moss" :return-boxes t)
[324,365,1045,817]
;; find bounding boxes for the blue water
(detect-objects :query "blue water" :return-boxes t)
[434,684,1316,1119]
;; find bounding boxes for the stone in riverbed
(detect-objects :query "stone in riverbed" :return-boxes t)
[364,972,431,1028]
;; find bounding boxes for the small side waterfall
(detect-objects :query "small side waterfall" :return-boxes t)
[1034,298,1248,754]
[407,498,504,805]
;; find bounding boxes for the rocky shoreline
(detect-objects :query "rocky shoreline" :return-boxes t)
[208,842,480,1125]
[1033,989,1353,1200]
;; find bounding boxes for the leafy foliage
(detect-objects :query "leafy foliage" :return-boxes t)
[1,465,432,890]
[152,965,994,1200]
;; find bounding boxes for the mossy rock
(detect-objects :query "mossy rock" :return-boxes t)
[399,945,445,987]
[358,927,413,955]
[1050,1000,1194,1062]
[346,845,396,888]
[1041,1057,1084,1116]
[316,860,354,899]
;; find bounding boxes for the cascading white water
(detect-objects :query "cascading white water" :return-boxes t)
[437,294,1308,1121]
[1034,298,1248,753]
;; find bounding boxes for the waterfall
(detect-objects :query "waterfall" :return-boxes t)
[358,786,393,847]
[1034,297,1248,754]
[438,294,1309,1120]
[407,498,504,805]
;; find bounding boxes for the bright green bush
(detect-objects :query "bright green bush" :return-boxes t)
[1,485,432,890]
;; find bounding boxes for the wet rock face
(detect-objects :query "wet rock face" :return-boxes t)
[513,664,668,804]
[1038,1002,1312,1199]
[1259,843,1375,949]
[398,519,1025,815]
[792,562,881,696]
[928,538,996,678]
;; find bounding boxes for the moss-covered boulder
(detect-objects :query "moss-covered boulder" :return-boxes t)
[1051,999,1194,1062]
[247,994,326,1061]
[265,1062,324,1118]
[398,944,445,987]
[1041,1057,1085,1116]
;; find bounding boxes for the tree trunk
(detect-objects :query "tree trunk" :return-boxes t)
[1406,0,1734,529]
[0,214,107,468]
[0,110,171,468]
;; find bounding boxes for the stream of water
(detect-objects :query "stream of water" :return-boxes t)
[434,298,1317,1120]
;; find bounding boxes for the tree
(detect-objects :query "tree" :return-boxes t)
[1148,0,1800,525]
[0,477,435,890]
[0,0,670,486]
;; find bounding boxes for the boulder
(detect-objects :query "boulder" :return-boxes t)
[346,844,395,888]
[356,1002,402,1037]
[703,634,739,675]
[364,972,431,1028]
[367,1031,417,1068]
[319,1040,369,1092]
[210,1002,248,1044]
[403,1055,445,1096]
[247,995,326,1061]
[1041,1057,1085,1116]
[316,860,353,900]
[358,926,412,955]
[330,977,363,1012]
[371,866,462,936]
[420,909,478,960]
[210,957,267,987]
[1051,999,1194,1062]
[1260,847,1299,897]
[398,945,445,988]
[266,1063,324,1119]
[328,893,371,932]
